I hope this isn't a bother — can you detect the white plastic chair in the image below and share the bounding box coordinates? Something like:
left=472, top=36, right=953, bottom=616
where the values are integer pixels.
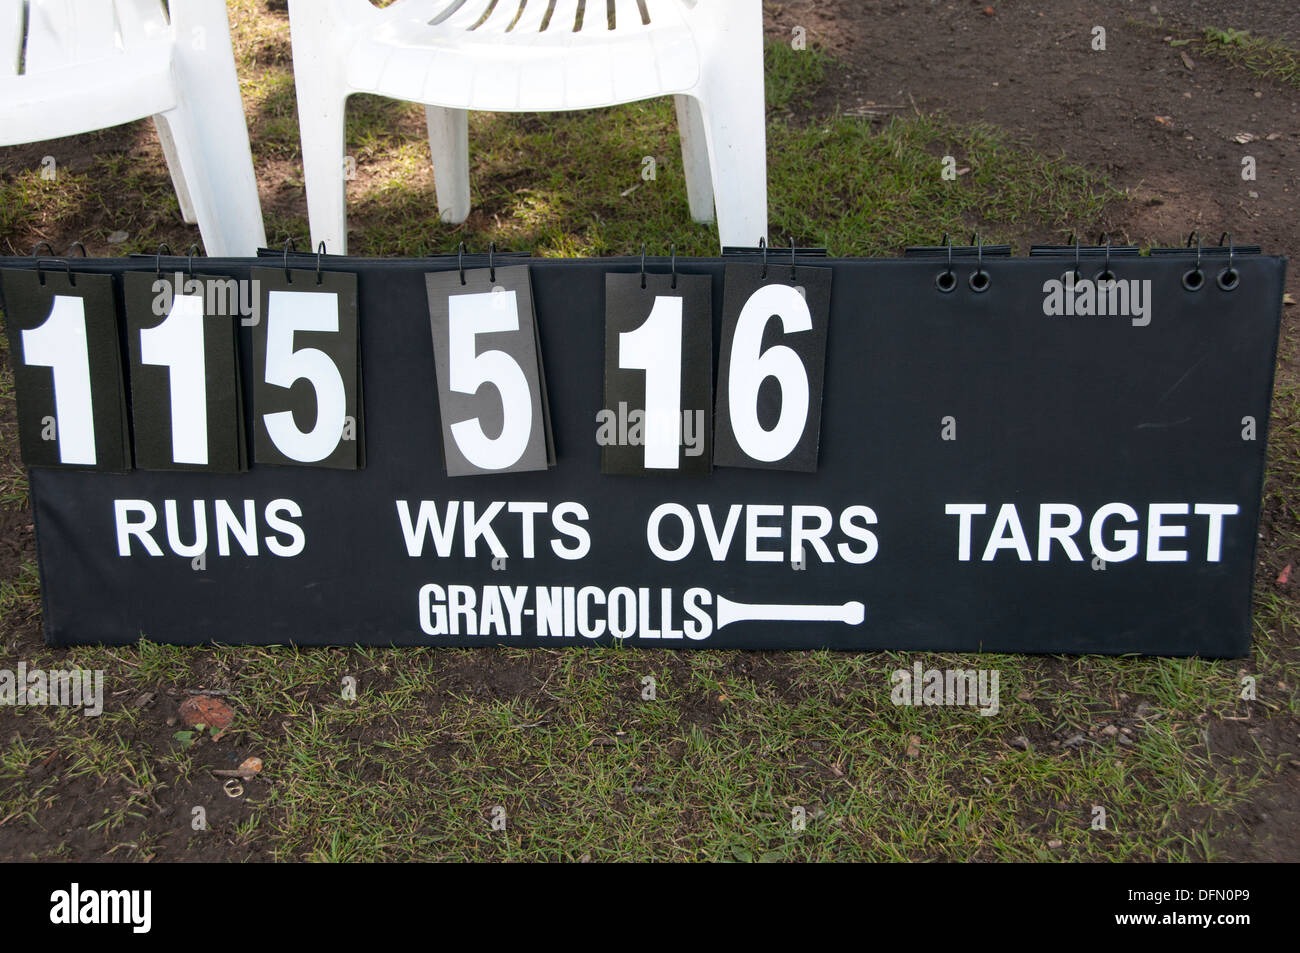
left=287, top=0, right=767, bottom=253
left=0, top=0, right=266, bottom=257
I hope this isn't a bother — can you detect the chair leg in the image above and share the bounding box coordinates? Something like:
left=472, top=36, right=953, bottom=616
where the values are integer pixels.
left=426, top=105, right=470, bottom=224
left=154, top=100, right=267, bottom=257
left=162, top=0, right=266, bottom=256
left=295, top=82, right=350, bottom=255
left=674, top=95, right=715, bottom=225
left=693, top=73, right=768, bottom=248
left=154, top=117, right=198, bottom=225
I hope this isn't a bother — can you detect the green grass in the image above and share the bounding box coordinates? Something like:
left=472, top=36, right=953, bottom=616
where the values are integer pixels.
left=0, top=5, right=1295, bottom=862
left=1131, top=19, right=1300, bottom=90
left=1200, top=26, right=1300, bottom=88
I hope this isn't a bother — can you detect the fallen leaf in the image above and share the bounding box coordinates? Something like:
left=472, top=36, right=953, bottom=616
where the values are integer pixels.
left=1154, top=115, right=1173, bottom=126
left=983, top=6, right=994, bottom=15
left=1047, top=838, right=1063, bottom=849
left=1278, top=563, right=1292, bottom=586
left=239, top=756, right=263, bottom=775
left=905, top=734, right=921, bottom=758
left=105, top=230, right=129, bottom=244
left=1283, top=293, right=1295, bottom=306
left=178, top=695, right=234, bottom=733
left=1180, top=51, right=1195, bottom=70
left=1233, top=132, right=1257, bottom=144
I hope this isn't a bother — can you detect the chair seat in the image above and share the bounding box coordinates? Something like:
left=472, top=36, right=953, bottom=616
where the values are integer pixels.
left=345, top=0, right=701, bottom=111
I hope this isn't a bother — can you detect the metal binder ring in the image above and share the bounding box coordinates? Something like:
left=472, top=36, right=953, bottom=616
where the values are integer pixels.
left=969, top=234, right=989, bottom=292
left=1097, top=234, right=1114, bottom=282
left=640, top=242, right=647, bottom=289
left=935, top=233, right=956, bottom=293
left=1182, top=236, right=1204, bottom=291
left=488, top=241, right=496, bottom=283
left=68, top=241, right=87, bottom=258
left=31, top=241, right=55, bottom=258
left=936, top=233, right=956, bottom=293
left=36, top=258, right=71, bottom=287
left=457, top=242, right=466, bottom=285
left=186, top=244, right=200, bottom=278
left=316, top=241, right=326, bottom=285
left=789, top=237, right=797, bottom=281
left=670, top=243, right=677, bottom=290
left=1071, top=232, right=1083, bottom=282
left=759, top=237, right=767, bottom=280
left=282, top=237, right=296, bottom=283
left=1217, top=233, right=1239, bottom=291
left=155, top=243, right=172, bottom=278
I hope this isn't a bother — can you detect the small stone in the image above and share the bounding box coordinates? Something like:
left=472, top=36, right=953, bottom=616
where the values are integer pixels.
left=1047, top=838, right=1063, bottom=849
left=106, top=230, right=129, bottom=244
left=1009, top=735, right=1031, bottom=751
left=1102, top=725, right=1119, bottom=737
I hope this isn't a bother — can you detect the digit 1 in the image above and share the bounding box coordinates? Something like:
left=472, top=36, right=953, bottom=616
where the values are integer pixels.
left=21, top=295, right=95, bottom=465
left=619, top=295, right=683, bottom=469
left=140, top=291, right=209, bottom=465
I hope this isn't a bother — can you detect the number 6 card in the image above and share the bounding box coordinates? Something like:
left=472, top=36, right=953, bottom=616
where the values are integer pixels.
left=713, top=262, right=832, bottom=472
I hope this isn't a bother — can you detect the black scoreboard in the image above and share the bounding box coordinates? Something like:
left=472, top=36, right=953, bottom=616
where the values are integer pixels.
left=0, top=245, right=1284, bottom=655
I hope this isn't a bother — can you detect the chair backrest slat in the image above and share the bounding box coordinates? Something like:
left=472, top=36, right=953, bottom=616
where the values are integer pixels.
left=24, top=0, right=119, bottom=74
left=1, top=0, right=24, bottom=76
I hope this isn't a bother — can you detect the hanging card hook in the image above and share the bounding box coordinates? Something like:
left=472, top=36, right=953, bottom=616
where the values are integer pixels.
left=640, top=242, right=647, bottom=289
left=316, top=241, right=326, bottom=285
left=489, top=241, right=496, bottom=283
left=457, top=242, right=466, bottom=286
left=1183, top=235, right=1204, bottom=291
left=282, top=237, right=296, bottom=283
left=969, top=233, right=989, bottom=292
left=936, top=232, right=956, bottom=293
left=155, top=242, right=172, bottom=279
left=1218, top=233, right=1239, bottom=291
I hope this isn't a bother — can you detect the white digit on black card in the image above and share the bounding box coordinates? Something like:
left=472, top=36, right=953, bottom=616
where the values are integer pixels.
left=728, top=284, right=811, bottom=463
left=263, top=290, right=347, bottom=463
left=21, top=295, right=95, bottom=465
left=447, top=288, right=533, bottom=471
left=139, top=292, right=208, bottom=465
left=619, top=295, right=683, bottom=469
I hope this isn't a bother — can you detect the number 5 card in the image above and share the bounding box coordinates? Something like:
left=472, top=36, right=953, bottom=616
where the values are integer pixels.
left=425, top=264, right=554, bottom=477
left=250, top=267, right=364, bottom=470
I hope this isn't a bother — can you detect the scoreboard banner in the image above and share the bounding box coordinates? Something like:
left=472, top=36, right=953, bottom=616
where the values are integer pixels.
left=0, top=246, right=1285, bottom=656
